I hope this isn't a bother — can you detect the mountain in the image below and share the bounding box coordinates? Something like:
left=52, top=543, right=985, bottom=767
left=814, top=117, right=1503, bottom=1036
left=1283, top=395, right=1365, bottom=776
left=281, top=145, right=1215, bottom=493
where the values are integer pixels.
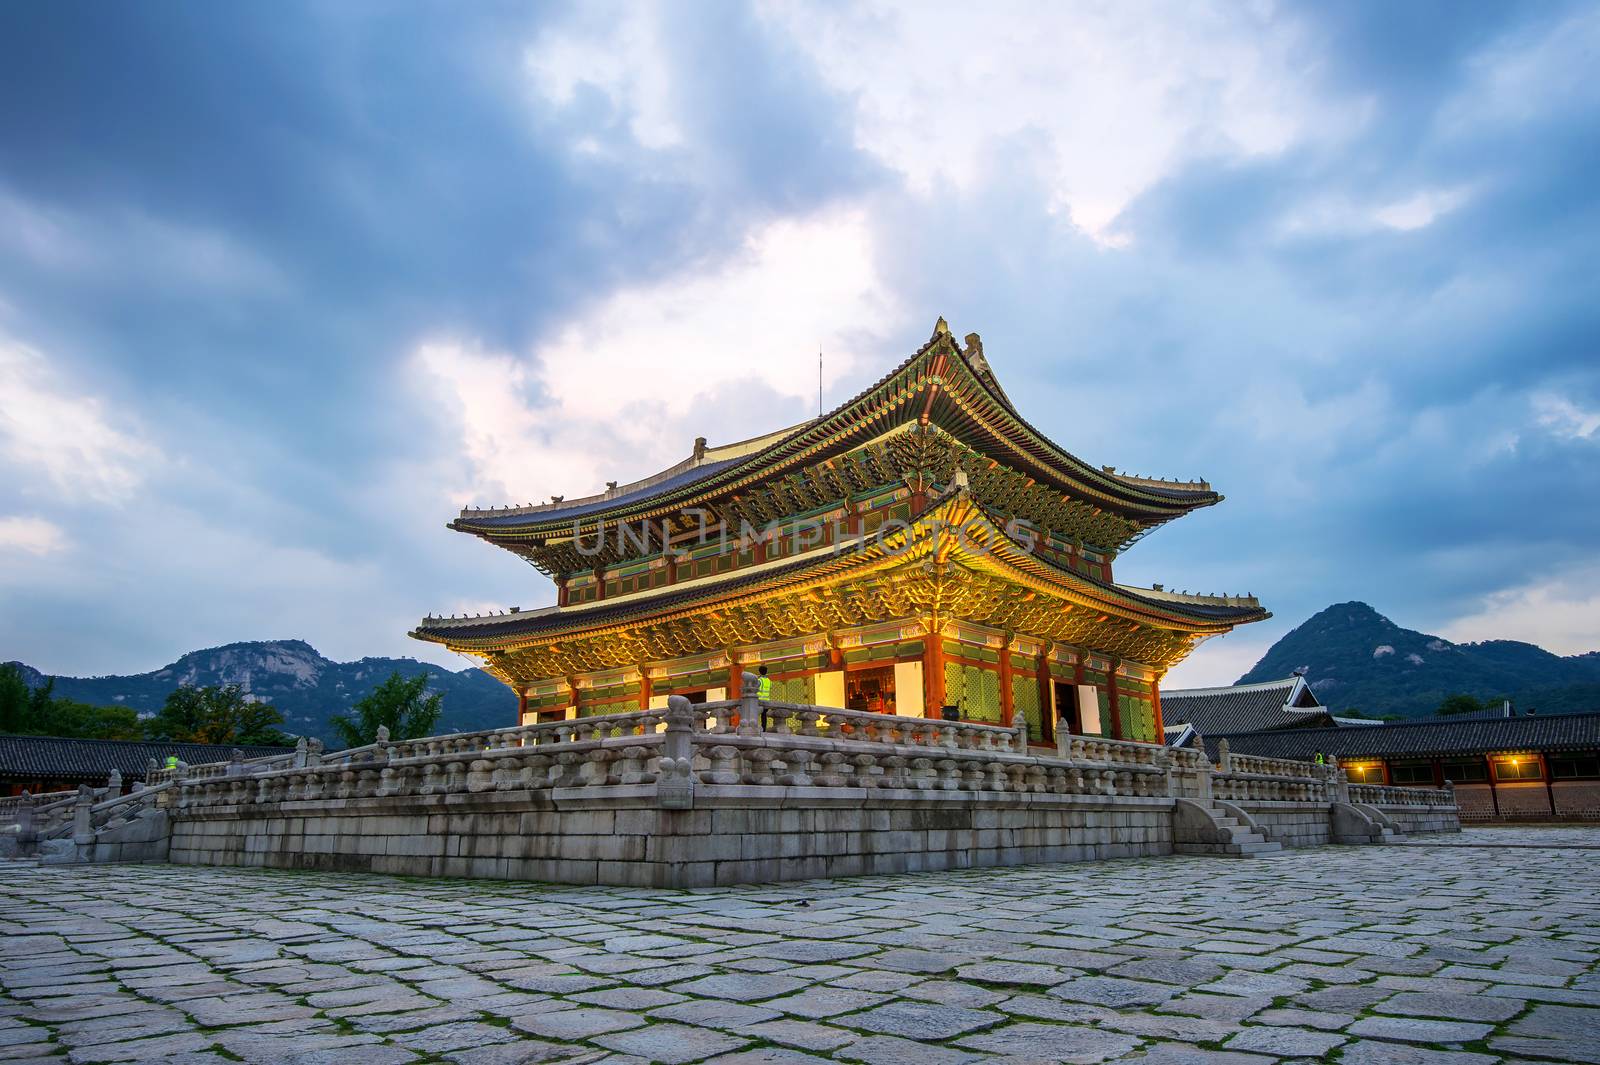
left=6, top=640, right=516, bottom=741
left=1238, top=602, right=1600, bottom=718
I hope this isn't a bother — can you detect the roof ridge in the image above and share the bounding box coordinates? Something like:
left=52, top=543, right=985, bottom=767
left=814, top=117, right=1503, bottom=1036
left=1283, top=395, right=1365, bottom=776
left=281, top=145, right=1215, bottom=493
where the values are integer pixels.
left=1163, top=677, right=1299, bottom=698
left=0, top=734, right=295, bottom=749
left=1205, top=708, right=1600, bottom=738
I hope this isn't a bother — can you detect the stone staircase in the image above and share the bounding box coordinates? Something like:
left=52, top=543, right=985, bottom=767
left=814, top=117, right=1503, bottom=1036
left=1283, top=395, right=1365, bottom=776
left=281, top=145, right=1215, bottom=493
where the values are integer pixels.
left=1171, top=799, right=1283, bottom=858
left=1331, top=802, right=1409, bottom=845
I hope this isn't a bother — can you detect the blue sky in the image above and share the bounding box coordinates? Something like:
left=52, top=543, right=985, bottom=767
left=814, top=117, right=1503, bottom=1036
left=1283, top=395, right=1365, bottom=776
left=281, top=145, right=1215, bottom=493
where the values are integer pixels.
left=2, top=1, right=1597, bottom=686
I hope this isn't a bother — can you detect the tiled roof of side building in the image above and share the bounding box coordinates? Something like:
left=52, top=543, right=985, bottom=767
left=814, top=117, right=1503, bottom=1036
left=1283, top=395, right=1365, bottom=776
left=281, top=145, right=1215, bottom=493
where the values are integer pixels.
left=1191, top=711, right=1600, bottom=762
left=0, top=735, right=295, bottom=784
left=1160, top=676, right=1338, bottom=735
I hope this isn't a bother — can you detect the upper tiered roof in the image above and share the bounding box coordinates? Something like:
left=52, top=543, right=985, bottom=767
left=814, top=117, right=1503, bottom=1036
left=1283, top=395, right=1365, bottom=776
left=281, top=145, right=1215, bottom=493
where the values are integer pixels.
left=451, top=321, right=1220, bottom=564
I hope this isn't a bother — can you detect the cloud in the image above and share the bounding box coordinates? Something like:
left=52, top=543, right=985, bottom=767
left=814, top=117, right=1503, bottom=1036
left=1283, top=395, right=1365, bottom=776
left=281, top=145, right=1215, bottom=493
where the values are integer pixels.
left=1372, top=186, right=1474, bottom=231
left=0, top=187, right=286, bottom=294
left=1164, top=634, right=1275, bottom=690
left=0, top=336, right=159, bottom=504
left=0, top=516, right=67, bottom=558
left=1533, top=393, right=1600, bottom=440
left=524, top=3, right=682, bottom=152
left=759, top=0, right=1353, bottom=243
left=1443, top=562, right=1600, bottom=655
left=416, top=207, right=901, bottom=505
left=2, top=1, right=1598, bottom=689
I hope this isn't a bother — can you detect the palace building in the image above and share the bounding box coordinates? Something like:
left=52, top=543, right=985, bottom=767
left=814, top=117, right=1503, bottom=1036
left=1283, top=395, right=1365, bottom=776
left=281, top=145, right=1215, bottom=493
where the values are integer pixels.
left=411, top=320, right=1269, bottom=745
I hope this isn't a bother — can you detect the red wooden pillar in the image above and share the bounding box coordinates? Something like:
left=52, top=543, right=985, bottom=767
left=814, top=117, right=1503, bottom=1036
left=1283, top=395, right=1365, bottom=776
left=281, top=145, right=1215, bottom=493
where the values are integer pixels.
left=999, top=644, right=1014, bottom=727
left=594, top=566, right=607, bottom=601
left=1485, top=755, right=1500, bottom=818
left=639, top=671, right=652, bottom=710
left=557, top=579, right=569, bottom=608
left=923, top=636, right=944, bottom=717
left=1150, top=674, right=1165, bottom=739
left=517, top=690, right=529, bottom=724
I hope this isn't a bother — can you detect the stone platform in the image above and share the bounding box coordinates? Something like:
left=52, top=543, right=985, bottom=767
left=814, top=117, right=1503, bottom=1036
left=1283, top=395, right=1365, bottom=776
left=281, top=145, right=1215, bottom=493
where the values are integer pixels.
left=15, top=688, right=1460, bottom=886
left=2, top=827, right=1597, bottom=1064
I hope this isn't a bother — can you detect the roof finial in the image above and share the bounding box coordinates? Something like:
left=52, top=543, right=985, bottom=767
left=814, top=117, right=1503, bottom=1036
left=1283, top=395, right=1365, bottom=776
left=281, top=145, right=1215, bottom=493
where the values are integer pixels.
left=933, top=316, right=949, bottom=337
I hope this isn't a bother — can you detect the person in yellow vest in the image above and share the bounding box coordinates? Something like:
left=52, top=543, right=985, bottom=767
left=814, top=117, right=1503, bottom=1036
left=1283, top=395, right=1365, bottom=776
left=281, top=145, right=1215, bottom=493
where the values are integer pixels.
left=757, top=665, right=773, bottom=700
left=163, top=754, right=179, bottom=771
left=1313, top=751, right=1326, bottom=766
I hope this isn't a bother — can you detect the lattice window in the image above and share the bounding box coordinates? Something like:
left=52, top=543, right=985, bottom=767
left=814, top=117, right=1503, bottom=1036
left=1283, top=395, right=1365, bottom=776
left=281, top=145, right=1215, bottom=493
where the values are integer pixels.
left=771, top=675, right=815, bottom=704
left=946, top=662, right=1001, bottom=723
left=1012, top=674, right=1042, bottom=741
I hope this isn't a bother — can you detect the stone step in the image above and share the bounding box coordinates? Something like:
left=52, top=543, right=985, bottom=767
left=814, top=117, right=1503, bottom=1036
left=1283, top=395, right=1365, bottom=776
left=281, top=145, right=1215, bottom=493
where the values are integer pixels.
left=1234, top=840, right=1283, bottom=855
left=1173, top=840, right=1283, bottom=858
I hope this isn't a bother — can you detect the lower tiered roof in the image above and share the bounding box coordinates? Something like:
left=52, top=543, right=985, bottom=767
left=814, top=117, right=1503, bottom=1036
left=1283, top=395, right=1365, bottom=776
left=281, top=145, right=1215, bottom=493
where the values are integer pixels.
left=413, top=491, right=1268, bottom=682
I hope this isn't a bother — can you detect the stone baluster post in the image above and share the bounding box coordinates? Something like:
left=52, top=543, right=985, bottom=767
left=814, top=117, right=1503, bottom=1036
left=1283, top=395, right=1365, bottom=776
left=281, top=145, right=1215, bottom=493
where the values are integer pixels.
left=225, top=749, right=247, bottom=778
left=15, top=793, right=34, bottom=845
left=71, top=784, right=95, bottom=847
left=1328, top=761, right=1351, bottom=804
left=738, top=671, right=763, bottom=736
left=307, top=738, right=325, bottom=768
left=106, top=769, right=122, bottom=795
left=657, top=695, right=698, bottom=809
left=1216, top=738, right=1231, bottom=774
left=1151, top=746, right=1173, bottom=798
left=146, top=757, right=159, bottom=782
left=293, top=737, right=309, bottom=768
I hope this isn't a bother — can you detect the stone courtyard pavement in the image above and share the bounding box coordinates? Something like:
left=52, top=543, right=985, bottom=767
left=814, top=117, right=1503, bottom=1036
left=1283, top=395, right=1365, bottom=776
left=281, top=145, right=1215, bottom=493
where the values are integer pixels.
left=2, top=828, right=1598, bottom=1065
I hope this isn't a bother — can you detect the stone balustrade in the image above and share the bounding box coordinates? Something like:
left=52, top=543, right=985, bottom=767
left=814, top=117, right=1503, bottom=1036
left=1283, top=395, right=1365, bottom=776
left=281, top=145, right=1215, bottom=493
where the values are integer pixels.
left=1226, top=752, right=1322, bottom=780
left=174, top=710, right=675, bottom=812
left=25, top=685, right=1460, bottom=883
left=160, top=696, right=1201, bottom=811
left=1351, top=782, right=1457, bottom=808
left=1212, top=772, right=1328, bottom=803
left=0, top=791, right=73, bottom=824
left=758, top=700, right=1028, bottom=752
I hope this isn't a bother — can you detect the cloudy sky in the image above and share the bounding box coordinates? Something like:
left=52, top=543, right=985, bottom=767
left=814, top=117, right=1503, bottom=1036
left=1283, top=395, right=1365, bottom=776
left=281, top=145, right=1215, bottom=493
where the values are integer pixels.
left=2, top=1, right=1597, bottom=687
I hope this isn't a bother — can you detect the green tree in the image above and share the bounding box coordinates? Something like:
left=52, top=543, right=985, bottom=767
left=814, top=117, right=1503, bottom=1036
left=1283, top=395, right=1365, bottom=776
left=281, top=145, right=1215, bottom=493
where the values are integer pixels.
left=0, top=664, right=34, bottom=733
left=146, top=684, right=292, bottom=746
left=0, top=664, right=143, bottom=739
left=50, top=699, right=145, bottom=740
left=1437, top=693, right=1487, bottom=717
left=329, top=671, right=443, bottom=748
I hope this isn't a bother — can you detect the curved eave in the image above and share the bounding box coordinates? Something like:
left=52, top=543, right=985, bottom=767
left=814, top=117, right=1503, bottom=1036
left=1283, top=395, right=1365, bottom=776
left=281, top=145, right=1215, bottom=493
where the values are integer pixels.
left=449, top=328, right=1219, bottom=544
left=413, top=493, right=1266, bottom=652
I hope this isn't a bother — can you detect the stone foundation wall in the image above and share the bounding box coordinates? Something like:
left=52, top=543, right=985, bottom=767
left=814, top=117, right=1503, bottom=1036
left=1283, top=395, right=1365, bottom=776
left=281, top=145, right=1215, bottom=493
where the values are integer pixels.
left=1453, top=784, right=1498, bottom=821
left=1233, top=801, right=1333, bottom=848
left=169, top=786, right=1176, bottom=888
left=1494, top=782, right=1554, bottom=820
left=1553, top=781, right=1600, bottom=820
left=1376, top=804, right=1461, bottom=835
